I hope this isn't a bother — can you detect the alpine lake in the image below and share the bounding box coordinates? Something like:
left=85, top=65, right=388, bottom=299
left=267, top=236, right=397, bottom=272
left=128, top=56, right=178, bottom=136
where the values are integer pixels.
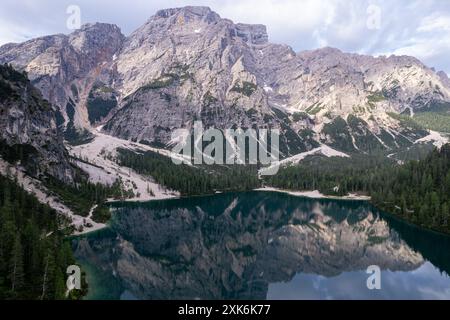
left=72, top=191, right=450, bottom=300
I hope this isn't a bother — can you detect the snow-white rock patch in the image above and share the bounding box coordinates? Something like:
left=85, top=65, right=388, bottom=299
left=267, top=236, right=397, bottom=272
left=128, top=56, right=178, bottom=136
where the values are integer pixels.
left=68, top=131, right=181, bottom=202
left=415, top=130, right=449, bottom=149
left=263, top=85, right=273, bottom=93
left=259, top=145, right=349, bottom=175
left=255, top=187, right=371, bottom=201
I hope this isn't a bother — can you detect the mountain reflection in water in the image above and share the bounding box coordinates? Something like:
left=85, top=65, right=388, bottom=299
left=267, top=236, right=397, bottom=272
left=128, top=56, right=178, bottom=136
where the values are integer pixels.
left=72, top=191, right=450, bottom=300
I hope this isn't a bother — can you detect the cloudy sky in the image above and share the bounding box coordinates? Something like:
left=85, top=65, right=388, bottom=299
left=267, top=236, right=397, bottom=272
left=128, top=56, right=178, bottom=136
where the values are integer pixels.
left=1, top=0, right=449, bottom=73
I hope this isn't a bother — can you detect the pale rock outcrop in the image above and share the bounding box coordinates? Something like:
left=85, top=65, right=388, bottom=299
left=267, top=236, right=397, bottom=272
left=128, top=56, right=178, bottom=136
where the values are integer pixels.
left=1, top=6, right=450, bottom=155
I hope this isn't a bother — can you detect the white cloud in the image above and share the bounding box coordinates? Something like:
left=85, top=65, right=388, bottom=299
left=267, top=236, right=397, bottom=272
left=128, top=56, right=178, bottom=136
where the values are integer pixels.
left=217, top=0, right=337, bottom=30
left=392, top=37, right=450, bottom=60
left=417, top=13, right=450, bottom=32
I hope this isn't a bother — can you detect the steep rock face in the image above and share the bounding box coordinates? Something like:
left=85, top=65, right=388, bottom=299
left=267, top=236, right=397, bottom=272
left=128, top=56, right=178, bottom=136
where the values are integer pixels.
left=0, top=64, right=74, bottom=182
left=101, top=6, right=312, bottom=154
left=260, top=46, right=449, bottom=151
left=268, top=48, right=450, bottom=115
left=0, top=23, right=125, bottom=140
left=1, top=6, right=450, bottom=155
left=105, top=7, right=278, bottom=145
left=438, top=71, right=450, bottom=88
left=103, top=7, right=450, bottom=152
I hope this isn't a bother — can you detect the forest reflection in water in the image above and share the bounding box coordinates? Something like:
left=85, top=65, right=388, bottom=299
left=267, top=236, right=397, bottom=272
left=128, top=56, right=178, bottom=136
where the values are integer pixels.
left=72, top=191, right=450, bottom=300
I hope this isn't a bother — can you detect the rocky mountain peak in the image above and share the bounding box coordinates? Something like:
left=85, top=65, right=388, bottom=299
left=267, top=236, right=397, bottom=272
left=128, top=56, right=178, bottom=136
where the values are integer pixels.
left=300, top=46, right=344, bottom=57
left=149, top=6, right=223, bottom=31
left=235, top=23, right=268, bottom=45
left=155, top=6, right=219, bottom=22
left=79, top=22, right=121, bottom=31
left=68, top=22, right=124, bottom=55
left=145, top=6, right=268, bottom=46
left=1, top=7, right=450, bottom=156
left=438, top=70, right=450, bottom=87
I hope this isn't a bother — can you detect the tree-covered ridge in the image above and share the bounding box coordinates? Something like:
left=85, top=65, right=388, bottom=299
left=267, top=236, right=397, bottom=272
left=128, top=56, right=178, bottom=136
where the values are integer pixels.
left=413, top=102, right=450, bottom=133
left=0, top=174, right=84, bottom=300
left=265, top=145, right=450, bottom=234
left=265, top=153, right=394, bottom=196
left=44, top=172, right=131, bottom=219
left=117, top=148, right=260, bottom=196
left=372, top=145, right=450, bottom=234
left=117, top=142, right=450, bottom=234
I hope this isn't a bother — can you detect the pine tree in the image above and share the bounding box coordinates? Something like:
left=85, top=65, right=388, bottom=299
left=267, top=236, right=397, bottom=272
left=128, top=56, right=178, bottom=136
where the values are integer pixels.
left=22, top=219, right=41, bottom=289
left=9, top=235, right=24, bottom=293
left=40, top=251, right=51, bottom=300
left=53, top=268, right=66, bottom=300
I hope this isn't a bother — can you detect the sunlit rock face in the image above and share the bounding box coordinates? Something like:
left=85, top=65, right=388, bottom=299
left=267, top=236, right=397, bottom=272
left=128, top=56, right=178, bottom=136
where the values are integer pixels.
left=2, top=6, right=450, bottom=154
left=0, top=23, right=125, bottom=133
left=74, top=192, right=424, bottom=299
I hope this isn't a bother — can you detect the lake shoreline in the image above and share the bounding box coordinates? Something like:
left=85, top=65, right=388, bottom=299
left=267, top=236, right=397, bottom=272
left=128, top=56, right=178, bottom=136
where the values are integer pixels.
left=254, top=187, right=371, bottom=201
left=76, top=188, right=370, bottom=236
left=72, top=190, right=450, bottom=300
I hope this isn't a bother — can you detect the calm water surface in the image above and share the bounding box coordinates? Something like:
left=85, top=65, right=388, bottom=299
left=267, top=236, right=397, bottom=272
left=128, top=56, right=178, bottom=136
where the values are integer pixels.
left=72, top=191, right=450, bottom=300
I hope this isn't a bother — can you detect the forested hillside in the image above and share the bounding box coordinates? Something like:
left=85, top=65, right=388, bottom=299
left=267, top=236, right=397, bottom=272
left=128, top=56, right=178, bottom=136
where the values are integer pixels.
left=265, top=145, right=450, bottom=234
left=0, top=174, right=83, bottom=299
left=117, top=148, right=261, bottom=196
left=372, top=145, right=450, bottom=234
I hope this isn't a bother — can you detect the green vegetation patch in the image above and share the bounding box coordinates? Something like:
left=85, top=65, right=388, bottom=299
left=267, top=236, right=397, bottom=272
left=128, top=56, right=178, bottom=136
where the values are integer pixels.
left=292, top=112, right=310, bottom=122
left=347, top=115, right=385, bottom=153
left=91, top=204, right=112, bottom=224
left=0, top=140, right=38, bottom=165
left=117, top=148, right=260, bottom=196
left=305, top=102, right=324, bottom=115
left=64, top=124, right=95, bottom=146
left=44, top=174, right=131, bottom=218
left=142, top=76, right=176, bottom=90
left=414, top=113, right=450, bottom=133
left=231, top=81, right=258, bottom=97
left=388, top=112, right=425, bottom=131
left=367, top=91, right=386, bottom=108
left=322, top=117, right=356, bottom=152
left=413, top=103, right=450, bottom=133
left=87, top=96, right=117, bottom=124
left=0, top=174, right=83, bottom=299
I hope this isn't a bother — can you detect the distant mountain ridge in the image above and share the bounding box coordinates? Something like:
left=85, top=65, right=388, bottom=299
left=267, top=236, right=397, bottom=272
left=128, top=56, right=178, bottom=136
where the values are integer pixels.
left=1, top=6, right=449, bottom=157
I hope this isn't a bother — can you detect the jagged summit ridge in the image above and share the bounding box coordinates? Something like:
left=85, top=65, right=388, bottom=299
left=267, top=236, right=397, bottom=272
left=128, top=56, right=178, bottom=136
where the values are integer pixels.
left=0, top=6, right=449, bottom=155
left=152, top=5, right=269, bottom=44
left=155, top=6, right=220, bottom=21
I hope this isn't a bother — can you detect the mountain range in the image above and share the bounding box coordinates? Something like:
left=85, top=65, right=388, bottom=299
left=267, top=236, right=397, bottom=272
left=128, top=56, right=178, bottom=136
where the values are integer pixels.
left=1, top=6, right=449, bottom=163
left=3, top=5, right=450, bottom=302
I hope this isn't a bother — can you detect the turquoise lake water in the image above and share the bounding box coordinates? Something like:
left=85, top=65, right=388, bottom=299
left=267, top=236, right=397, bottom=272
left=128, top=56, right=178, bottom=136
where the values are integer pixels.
left=72, top=191, right=450, bottom=300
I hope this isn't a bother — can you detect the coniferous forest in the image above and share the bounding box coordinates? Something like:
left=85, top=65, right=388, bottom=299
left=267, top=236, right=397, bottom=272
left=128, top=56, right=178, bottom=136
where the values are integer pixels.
left=371, top=145, right=450, bottom=234
left=0, top=174, right=83, bottom=300
left=2, top=141, right=450, bottom=300
left=117, top=143, right=450, bottom=234
left=265, top=145, right=450, bottom=234
left=117, top=148, right=261, bottom=196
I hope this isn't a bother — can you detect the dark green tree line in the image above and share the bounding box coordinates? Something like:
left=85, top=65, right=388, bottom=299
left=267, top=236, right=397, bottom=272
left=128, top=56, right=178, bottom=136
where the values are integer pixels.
left=265, top=145, right=450, bottom=234
left=0, top=174, right=80, bottom=299
left=117, top=148, right=261, bottom=196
